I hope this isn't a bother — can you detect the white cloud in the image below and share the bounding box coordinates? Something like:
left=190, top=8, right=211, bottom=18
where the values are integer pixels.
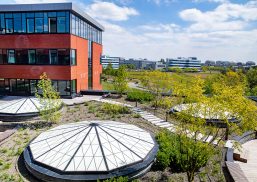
left=193, top=0, right=228, bottom=3
left=86, top=1, right=139, bottom=21
left=101, top=17, right=257, bottom=62
left=14, top=0, right=67, bottom=3
left=148, top=0, right=176, bottom=5
left=138, top=23, right=180, bottom=32
left=179, top=2, right=257, bottom=32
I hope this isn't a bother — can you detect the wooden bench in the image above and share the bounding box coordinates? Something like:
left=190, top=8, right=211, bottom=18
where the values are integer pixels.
left=226, top=161, right=249, bottom=182
left=233, top=148, right=249, bottom=163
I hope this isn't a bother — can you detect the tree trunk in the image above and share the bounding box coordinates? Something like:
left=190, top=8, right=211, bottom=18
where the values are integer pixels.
left=187, top=172, right=195, bottom=182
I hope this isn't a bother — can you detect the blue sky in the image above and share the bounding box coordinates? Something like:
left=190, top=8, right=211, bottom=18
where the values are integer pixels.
left=1, top=0, right=257, bottom=62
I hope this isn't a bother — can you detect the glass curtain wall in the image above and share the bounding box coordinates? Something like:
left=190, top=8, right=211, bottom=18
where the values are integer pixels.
left=70, top=13, right=102, bottom=44
left=0, top=48, right=75, bottom=65
left=0, top=78, right=76, bottom=96
left=0, top=11, right=102, bottom=44
left=0, top=11, right=70, bottom=34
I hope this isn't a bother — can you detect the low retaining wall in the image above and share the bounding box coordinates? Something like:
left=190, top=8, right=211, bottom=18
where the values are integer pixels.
left=225, top=131, right=257, bottom=182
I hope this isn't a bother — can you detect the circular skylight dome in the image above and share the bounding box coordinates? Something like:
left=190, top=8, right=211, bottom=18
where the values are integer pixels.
left=24, top=120, right=158, bottom=181
left=171, top=103, right=236, bottom=122
left=0, top=97, right=42, bottom=116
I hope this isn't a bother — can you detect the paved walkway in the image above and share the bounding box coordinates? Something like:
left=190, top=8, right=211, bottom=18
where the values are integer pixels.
left=128, top=82, right=148, bottom=91
left=235, top=140, right=257, bottom=182
left=95, top=98, right=175, bottom=131
left=92, top=98, right=231, bottom=146
left=62, top=96, right=102, bottom=106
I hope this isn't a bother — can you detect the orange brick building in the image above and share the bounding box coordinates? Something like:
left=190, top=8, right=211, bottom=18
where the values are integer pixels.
left=0, top=3, right=103, bottom=97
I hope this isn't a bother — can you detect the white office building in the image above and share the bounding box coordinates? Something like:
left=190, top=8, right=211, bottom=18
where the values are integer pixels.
left=166, top=57, right=201, bottom=69
left=101, top=55, right=120, bottom=69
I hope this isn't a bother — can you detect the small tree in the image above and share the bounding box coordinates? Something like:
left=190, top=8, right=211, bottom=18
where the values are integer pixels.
left=113, top=66, right=128, bottom=96
left=140, top=71, right=172, bottom=110
left=103, top=63, right=114, bottom=76
left=36, top=72, right=62, bottom=123
left=246, top=68, right=257, bottom=95
left=156, top=130, right=214, bottom=182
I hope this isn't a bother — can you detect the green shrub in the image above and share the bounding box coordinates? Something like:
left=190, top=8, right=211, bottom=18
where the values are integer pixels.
left=2, top=162, right=12, bottom=170
left=0, top=173, right=16, bottom=182
left=155, top=130, right=214, bottom=174
left=132, top=113, right=141, bottom=118
left=155, top=130, right=174, bottom=169
left=126, top=89, right=154, bottom=103
left=168, top=67, right=183, bottom=73
left=100, top=176, right=139, bottom=182
left=251, top=86, right=257, bottom=96
left=101, top=103, right=131, bottom=115
left=151, top=97, right=173, bottom=109
left=99, top=176, right=128, bottom=182
left=156, top=151, right=171, bottom=169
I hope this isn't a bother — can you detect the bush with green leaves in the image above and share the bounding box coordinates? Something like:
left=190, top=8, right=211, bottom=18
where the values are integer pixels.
left=36, top=72, right=62, bottom=123
left=100, top=176, right=139, bottom=182
left=168, top=67, right=183, bottom=73
left=151, top=97, right=173, bottom=109
left=126, top=89, right=154, bottom=103
left=155, top=130, right=215, bottom=181
left=101, top=103, right=131, bottom=115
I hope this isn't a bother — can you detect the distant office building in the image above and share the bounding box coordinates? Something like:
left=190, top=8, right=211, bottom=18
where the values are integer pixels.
left=246, top=61, right=256, bottom=66
left=166, top=57, right=201, bottom=69
left=155, top=61, right=166, bottom=70
left=204, top=60, right=256, bottom=68
left=120, top=59, right=156, bottom=70
left=216, top=61, right=236, bottom=67
left=204, top=60, right=216, bottom=66
left=101, top=55, right=120, bottom=69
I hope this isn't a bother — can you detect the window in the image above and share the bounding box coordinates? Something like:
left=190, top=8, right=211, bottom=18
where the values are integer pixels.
left=21, top=13, right=26, bottom=33
left=57, top=17, right=65, bottom=33
left=35, top=18, right=43, bottom=33
left=49, top=17, right=57, bottom=33
left=58, top=81, right=69, bottom=96
left=0, top=14, right=5, bottom=34
left=65, top=11, right=70, bottom=33
left=71, top=80, right=76, bottom=94
left=1, top=50, right=7, bottom=64
left=10, top=79, right=16, bottom=92
left=27, top=18, right=34, bottom=33
left=28, top=50, right=36, bottom=64
left=49, top=49, right=58, bottom=64
left=37, top=49, right=49, bottom=64
left=48, top=12, right=56, bottom=17
left=58, top=49, right=70, bottom=65
left=7, top=50, right=15, bottom=64
left=5, top=19, right=13, bottom=33
left=71, top=49, right=76, bottom=65
left=81, top=21, right=84, bottom=38
left=43, top=12, right=48, bottom=33
left=75, top=16, right=79, bottom=35
left=0, top=78, right=5, bottom=94
left=13, top=13, right=22, bottom=33
left=35, top=12, right=43, bottom=18
left=52, top=81, right=58, bottom=91
left=30, top=80, right=37, bottom=94
left=71, top=14, right=76, bottom=34
left=0, top=49, right=3, bottom=64
left=16, top=49, right=28, bottom=64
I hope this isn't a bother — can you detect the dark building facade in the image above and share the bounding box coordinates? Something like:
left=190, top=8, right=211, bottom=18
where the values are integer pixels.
left=0, top=3, right=104, bottom=97
left=119, top=59, right=156, bottom=70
